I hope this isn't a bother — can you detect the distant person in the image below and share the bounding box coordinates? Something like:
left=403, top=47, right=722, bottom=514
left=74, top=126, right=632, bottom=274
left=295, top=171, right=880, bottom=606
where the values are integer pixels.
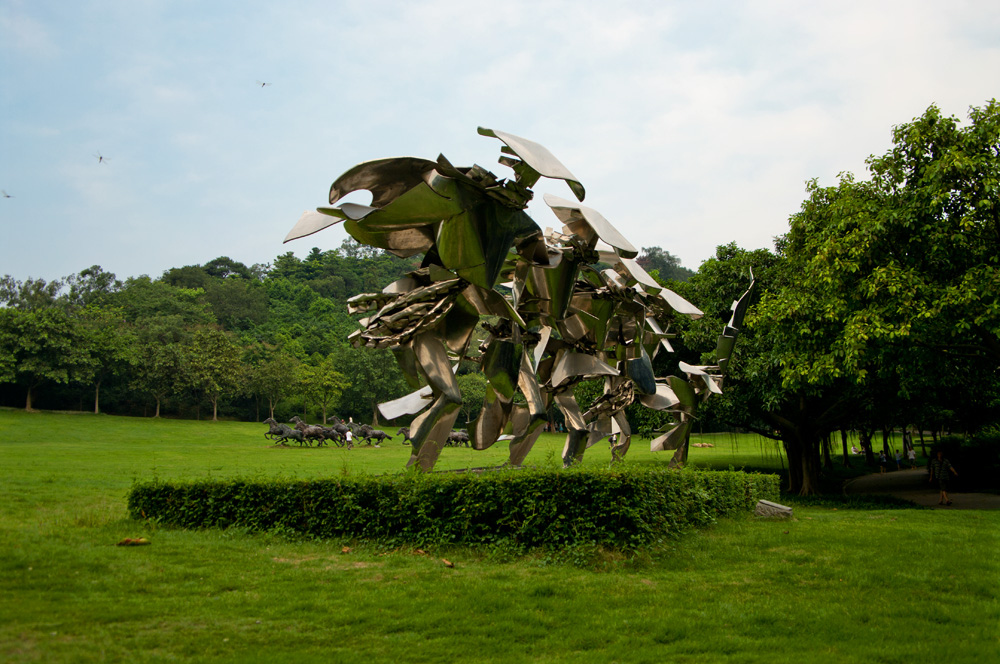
left=928, top=449, right=958, bottom=506
left=879, top=451, right=888, bottom=474
left=851, top=445, right=861, bottom=455
left=907, top=447, right=917, bottom=469
left=894, top=449, right=903, bottom=470
left=345, top=428, right=353, bottom=450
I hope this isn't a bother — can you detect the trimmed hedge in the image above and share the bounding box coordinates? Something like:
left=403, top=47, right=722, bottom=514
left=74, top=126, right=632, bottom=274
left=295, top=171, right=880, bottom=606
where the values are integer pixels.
left=127, top=467, right=779, bottom=550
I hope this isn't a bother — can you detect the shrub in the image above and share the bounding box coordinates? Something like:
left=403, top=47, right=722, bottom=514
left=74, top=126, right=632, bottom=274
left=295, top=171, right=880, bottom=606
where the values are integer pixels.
left=127, top=467, right=779, bottom=551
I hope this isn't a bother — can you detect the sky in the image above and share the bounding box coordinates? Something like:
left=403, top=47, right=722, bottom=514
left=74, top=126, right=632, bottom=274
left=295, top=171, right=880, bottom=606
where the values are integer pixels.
left=2, top=0, right=998, bottom=283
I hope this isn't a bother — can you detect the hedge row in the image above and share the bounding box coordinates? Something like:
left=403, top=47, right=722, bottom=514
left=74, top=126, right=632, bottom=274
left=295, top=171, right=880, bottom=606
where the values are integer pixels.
left=127, top=467, right=779, bottom=550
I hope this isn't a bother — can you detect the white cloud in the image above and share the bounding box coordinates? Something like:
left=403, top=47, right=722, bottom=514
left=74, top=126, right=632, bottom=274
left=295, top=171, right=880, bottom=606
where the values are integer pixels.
left=2, top=0, right=998, bottom=279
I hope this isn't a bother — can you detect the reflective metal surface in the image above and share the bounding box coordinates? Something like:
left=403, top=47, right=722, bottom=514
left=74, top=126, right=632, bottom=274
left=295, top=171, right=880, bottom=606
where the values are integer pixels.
left=285, top=127, right=752, bottom=471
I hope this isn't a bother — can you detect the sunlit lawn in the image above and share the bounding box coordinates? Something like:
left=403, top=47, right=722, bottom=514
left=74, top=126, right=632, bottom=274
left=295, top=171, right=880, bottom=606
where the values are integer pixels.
left=1, top=409, right=996, bottom=663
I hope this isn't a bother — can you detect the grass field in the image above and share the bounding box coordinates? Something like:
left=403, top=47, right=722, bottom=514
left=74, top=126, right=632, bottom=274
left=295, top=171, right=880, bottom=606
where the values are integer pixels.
left=1, top=409, right=997, bottom=663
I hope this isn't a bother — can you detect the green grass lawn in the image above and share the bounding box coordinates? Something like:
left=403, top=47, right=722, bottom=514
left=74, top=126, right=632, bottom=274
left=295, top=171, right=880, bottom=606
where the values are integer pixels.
left=1, top=409, right=997, bottom=663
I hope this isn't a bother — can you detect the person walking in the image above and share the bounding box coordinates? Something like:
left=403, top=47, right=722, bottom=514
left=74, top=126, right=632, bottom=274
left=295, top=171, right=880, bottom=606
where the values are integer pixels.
left=894, top=449, right=903, bottom=470
left=907, top=447, right=917, bottom=469
left=345, top=428, right=353, bottom=450
left=879, top=450, right=888, bottom=474
left=928, top=449, right=958, bottom=506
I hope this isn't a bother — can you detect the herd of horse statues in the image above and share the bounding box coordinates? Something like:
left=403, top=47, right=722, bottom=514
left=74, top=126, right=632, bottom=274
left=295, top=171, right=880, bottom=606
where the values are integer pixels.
left=262, top=416, right=469, bottom=449
left=282, top=127, right=753, bottom=471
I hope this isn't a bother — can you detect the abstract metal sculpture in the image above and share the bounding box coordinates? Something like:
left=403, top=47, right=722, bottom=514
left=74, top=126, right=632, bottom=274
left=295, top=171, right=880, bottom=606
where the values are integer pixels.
left=286, top=128, right=752, bottom=470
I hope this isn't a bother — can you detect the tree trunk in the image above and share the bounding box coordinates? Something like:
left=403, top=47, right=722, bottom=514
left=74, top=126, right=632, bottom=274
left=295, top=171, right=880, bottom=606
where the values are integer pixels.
left=882, top=429, right=891, bottom=456
left=919, top=428, right=926, bottom=456
left=94, top=379, right=102, bottom=414
left=154, top=396, right=161, bottom=418
left=211, top=396, right=218, bottom=422
left=322, top=405, right=327, bottom=425
left=822, top=433, right=833, bottom=470
left=840, top=429, right=852, bottom=467
left=268, top=397, right=275, bottom=420
left=799, top=441, right=822, bottom=495
left=25, top=385, right=34, bottom=411
left=782, top=438, right=804, bottom=494
left=859, top=428, right=876, bottom=465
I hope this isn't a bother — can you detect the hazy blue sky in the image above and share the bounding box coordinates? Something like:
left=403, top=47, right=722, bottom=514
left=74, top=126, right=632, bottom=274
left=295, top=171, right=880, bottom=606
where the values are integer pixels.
left=2, top=0, right=998, bottom=282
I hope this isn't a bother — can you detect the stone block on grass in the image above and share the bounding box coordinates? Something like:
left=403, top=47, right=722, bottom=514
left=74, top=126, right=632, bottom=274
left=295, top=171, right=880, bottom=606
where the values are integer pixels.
left=755, top=499, right=793, bottom=519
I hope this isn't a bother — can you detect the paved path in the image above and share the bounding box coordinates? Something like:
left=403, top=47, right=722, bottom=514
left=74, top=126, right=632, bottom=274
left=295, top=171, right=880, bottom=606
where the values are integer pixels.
left=843, top=467, right=1000, bottom=510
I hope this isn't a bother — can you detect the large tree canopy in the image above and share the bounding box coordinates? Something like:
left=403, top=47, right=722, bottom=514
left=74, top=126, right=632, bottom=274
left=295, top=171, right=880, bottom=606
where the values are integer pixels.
left=738, top=101, right=1000, bottom=493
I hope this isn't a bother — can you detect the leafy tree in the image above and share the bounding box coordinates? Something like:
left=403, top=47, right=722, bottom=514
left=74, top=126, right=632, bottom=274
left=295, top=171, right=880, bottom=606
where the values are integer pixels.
left=248, top=351, right=299, bottom=420
left=204, top=278, right=268, bottom=330
left=857, top=101, right=1000, bottom=365
left=676, top=243, right=837, bottom=491
left=64, top=266, right=121, bottom=307
left=77, top=306, right=135, bottom=414
left=719, top=101, right=1000, bottom=493
left=110, top=276, right=214, bottom=328
left=181, top=328, right=246, bottom=421
left=334, top=345, right=408, bottom=424
left=0, top=275, right=64, bottom=310
left=0, top=307, right=92, bottom=410
left=636, top=246, right=694, bottom=282
left=130, top=332, right=185, bottom=418
left=457, top=372, right=488, bottom=425
left=296, top=354, right=350, bottom=424
left=161, top=265, right=211, bottom=290
left=203, top=256, right=253, bottom=280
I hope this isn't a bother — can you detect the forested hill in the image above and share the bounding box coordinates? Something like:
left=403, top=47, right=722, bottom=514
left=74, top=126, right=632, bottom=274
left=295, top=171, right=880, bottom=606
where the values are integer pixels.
left=0, top=237, right=694, bottom=424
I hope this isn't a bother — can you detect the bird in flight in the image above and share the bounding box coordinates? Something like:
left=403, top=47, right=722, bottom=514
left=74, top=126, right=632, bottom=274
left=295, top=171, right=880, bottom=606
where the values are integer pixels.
left=94, top=153, right=109, bottom=164
left=256, top=80, right=271, bottom=88
left=1, top=191, right=11, bottom=198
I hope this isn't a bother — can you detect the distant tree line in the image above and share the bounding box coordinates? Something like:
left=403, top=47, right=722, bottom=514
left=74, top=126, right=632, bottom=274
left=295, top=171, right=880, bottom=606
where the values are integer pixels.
left=0, top=239, right=419, bottom=424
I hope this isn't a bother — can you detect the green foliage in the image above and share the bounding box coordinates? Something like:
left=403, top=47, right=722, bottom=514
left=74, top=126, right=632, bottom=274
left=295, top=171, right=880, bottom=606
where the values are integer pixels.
left=636, top=246, right=694, bottom=282
left=76, top=306, right=135, bottom=413
left=0, top=306, right=93, bottom=408
left=180, top=328, right=246, bottom=420
left=0, top=275, right=64, bottom=310
left=296, top=354, right=349, bottom=423
left=246, top=348, right=299, bottom=420
left=681, top=102, right=1000, bottom=495
left=456, top=372, right=488, bottom=424
left=203, top=278, right=268, bottom=331
left=333, top=344, right=408, bottom=423
left=63, top=265, right=122, bottom=307
left=127, top=468, right=778, bottom=551
left=110, top=275, right=215, bottom=327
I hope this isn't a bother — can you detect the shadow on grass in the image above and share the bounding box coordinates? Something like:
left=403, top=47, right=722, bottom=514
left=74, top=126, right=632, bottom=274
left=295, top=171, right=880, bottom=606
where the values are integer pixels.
left=780, top=493, right=926, bottom=510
